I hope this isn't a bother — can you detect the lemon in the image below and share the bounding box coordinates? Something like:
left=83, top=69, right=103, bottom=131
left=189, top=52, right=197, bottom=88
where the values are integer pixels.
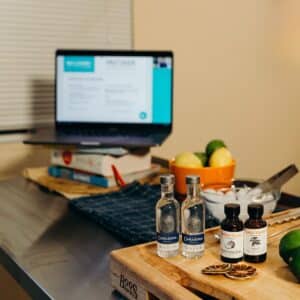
left=174, top=152, right=203, bottom=168
left=194, top=152, right=208, bottom=166
left=205, top=139, right=226, bottom=157
left=279, top=230, right=300, bottom=264
left=209, top=147, right=233, bottom=167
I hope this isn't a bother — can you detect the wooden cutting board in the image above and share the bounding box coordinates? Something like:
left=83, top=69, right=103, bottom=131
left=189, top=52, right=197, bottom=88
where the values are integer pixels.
left=110, top=209, right=300, bottom=300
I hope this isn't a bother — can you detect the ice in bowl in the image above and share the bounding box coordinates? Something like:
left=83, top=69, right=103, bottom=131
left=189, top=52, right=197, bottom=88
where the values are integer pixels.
left=201, top=186, right=280, bottom=222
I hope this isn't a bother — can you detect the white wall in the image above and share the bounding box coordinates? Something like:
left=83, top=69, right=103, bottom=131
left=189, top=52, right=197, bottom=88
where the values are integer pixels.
left=0, top=143, right=49, bottom=180
left=134, top=0, right=300, bottom=194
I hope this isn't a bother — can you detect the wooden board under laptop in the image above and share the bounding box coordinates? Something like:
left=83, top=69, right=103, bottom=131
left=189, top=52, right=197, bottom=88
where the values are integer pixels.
left=110, top=208, right=300, bottom=300
left=23, top=165, right=163, bottom=200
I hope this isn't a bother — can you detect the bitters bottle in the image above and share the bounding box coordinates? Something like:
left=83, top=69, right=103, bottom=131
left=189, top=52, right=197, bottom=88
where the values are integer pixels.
left=220, top=203, right=244, bottom=263
left=244, top=203, right=267, bottom=263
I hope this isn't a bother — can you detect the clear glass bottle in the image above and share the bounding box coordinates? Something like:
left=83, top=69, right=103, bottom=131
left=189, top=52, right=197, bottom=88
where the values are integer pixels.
left=156, top=174, right=180, bottom=258
left=244, top=203, right=267, bottom=263
left=181, top=175, right=205, bottom=258
left=220, top=203, right=244, bottom=263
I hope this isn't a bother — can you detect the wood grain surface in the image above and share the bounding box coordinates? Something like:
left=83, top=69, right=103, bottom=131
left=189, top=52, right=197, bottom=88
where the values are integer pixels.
left=111, top=209, right=300, bottom=300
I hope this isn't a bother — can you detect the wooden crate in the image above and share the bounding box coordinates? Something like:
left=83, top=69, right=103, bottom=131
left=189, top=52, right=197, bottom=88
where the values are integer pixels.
left=110, top=209, right=300, bottom=300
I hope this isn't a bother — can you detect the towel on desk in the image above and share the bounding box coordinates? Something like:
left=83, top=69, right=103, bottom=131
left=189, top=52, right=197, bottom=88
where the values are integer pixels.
left=70, top=182, right=161, bottom=244
left=70, top=182, right=220, bottom=245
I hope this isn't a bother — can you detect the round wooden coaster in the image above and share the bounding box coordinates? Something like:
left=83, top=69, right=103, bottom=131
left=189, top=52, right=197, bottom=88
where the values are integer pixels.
left=224, top=264, right=257, bottom=280
left=202, top=263, right=232, bottom=275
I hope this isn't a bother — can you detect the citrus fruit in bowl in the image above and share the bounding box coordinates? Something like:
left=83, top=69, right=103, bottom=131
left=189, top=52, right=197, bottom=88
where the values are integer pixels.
left=170, top=140, right=235, bottom=194
left=170, top=160, right=235, bottom=195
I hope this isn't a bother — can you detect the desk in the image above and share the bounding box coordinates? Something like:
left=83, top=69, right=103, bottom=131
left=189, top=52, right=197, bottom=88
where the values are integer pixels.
left=0, top=176, right=125, bottom=300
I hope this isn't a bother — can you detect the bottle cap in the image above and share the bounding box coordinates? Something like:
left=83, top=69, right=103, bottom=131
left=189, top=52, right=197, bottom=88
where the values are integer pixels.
left=224, top=203, right=240, bottom=216
left=160, top=174, right=175, bottom=185
left=248, top=203, right=264, bottom=218
left=186, top=175, right=200, bottom=184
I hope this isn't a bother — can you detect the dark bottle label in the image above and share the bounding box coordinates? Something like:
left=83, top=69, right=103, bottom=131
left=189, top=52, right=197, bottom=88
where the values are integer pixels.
left=157, top=232, right=179, bottom=244
left=182, top=233, right=204, bottom=245
left=182, top=233, right=205, bottom=253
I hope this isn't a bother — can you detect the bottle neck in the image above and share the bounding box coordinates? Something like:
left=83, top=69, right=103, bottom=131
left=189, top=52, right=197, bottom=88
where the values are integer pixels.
left=249, top=214, right=263, bottom=220
left=186, top=183, right=199, bottom=199
left=226, top=214, right=240, bottom=220
left=161, top=184, right=174, bottom=199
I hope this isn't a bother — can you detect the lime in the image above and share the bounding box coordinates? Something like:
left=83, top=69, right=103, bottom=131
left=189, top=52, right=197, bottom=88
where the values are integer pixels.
left=289, top=247, right=300, bottom=282
left=209, top=147, right=233, bottom=167
left=205, top=139, right=226, bottom=157
left=279, top=229, right=300, bottom=264
left=174, top=152, right=203, bottom=168
left=194, top=152, right=208, bottom=166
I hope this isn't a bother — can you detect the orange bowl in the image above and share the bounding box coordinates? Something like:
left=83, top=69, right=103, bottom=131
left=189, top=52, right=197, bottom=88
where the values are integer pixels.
left=170, top=161, right=235, bottom=195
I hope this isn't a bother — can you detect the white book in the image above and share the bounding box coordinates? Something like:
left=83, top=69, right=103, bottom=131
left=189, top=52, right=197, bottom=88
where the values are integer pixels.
left=48, top=164, right=160, bottom=188
left=51, top=149, right=152, bottom=177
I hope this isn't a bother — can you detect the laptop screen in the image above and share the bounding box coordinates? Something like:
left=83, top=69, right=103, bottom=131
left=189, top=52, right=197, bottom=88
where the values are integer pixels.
left=56, top=51, right=173, bottom=125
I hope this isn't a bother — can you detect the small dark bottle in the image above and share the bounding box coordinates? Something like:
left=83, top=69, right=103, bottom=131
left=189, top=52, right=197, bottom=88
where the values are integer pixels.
left=220, top=203, right=244, bottom=263
left=244, top=203, right=267, bottom=263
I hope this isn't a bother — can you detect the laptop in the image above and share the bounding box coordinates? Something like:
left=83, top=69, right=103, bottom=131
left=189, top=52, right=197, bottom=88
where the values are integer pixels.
left=24, top=49, right=173, bottom=148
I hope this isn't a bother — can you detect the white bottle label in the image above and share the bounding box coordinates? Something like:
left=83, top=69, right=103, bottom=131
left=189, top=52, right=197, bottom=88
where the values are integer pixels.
left=221, top=230, right=244, bottom=259
left=244, top=227, right=267, bottom=256
left=157, top=242, right=179, bottom=253
left=183, top=242, right=205, bottom=253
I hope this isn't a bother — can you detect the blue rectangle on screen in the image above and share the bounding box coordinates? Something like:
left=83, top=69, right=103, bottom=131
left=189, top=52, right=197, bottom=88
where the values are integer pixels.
left=64, top=56, right=95, bottom=72
left=152, top=68, right=172, bottom=124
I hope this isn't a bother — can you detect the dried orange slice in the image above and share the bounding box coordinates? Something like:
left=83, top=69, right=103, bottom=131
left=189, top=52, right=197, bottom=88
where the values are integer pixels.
left=202, top=264, right=232, bottom=275
left=225, top=264, right=257, bottom=280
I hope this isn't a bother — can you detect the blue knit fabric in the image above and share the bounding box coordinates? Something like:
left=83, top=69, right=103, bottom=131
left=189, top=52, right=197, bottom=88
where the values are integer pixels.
left=70, top=181, right=219, bottom=245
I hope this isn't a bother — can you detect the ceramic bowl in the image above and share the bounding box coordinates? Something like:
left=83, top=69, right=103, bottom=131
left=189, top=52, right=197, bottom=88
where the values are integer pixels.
left=170, top=161, right=235, bottom=195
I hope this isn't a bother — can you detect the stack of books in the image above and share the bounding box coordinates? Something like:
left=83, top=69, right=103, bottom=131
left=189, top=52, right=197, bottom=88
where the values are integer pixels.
left=48, top=148, right=160, bottom=188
